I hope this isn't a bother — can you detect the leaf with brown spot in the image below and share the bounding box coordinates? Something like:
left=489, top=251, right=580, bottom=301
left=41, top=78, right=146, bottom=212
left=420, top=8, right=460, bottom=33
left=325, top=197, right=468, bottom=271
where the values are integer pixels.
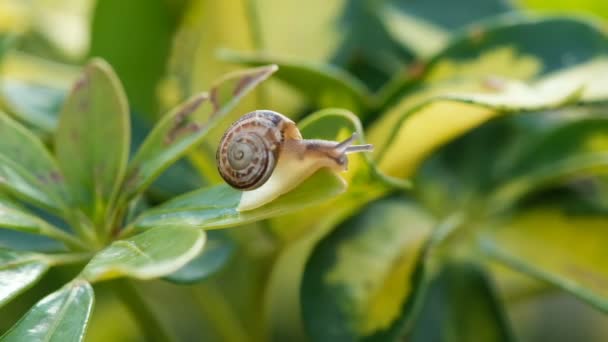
left=55, top=59, right=130, bottom=221
left=0, top=112, right=69, bottom=214
left=124, top=65, right=277, bottom=198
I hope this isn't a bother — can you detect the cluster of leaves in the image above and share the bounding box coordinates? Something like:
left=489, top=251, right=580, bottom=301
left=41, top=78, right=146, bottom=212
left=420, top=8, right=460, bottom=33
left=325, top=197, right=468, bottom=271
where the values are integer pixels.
left=1, top=0, right=608, bottom=341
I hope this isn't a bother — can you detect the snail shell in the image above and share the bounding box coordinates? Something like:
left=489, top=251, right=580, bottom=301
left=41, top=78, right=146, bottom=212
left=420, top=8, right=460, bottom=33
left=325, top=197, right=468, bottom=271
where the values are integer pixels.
left=217, top=110, right=301, bottom=190
left=217, top=110, right=373, bottom=211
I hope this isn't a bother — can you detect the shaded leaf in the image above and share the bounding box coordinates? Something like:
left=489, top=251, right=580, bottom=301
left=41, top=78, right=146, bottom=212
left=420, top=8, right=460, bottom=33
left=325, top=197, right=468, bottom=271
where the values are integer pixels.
left=482, top=205, right=608, bottom=312
left=378, top=0, right=512, bottom=58
left=0, top=249, right=49, bottom=308
left=0, top=197, right=59, bottom=235
left=386, top=0, right=512, bottom=30
left=409, top=262, right=513, bottom=342
left=501, top=117, right=608, bottom=180
left=90, top=0, right=182, bottom=119
left=55, top=59, right=130, bottom=220
left=331, top=0, right=413, bottom=89
left=219, top=50, right=372, bottom=113
left=0, top=112, right=68, bottom=213
left=133, top=168, right=346, bottom=230
left=302, top=198, right=434, bottom=341
left=81, top=226, right=205, bottom=282
left=165, top=230, right=235, bottom=284
left=0, top=197, right=86, bottom=251
left=124, top=65, right=277, bottom=198
left=1, top=280, right=94, bottom=342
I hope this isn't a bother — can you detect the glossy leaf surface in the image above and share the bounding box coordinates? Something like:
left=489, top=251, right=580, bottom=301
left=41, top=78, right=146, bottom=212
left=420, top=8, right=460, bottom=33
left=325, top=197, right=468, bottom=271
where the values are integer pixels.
left=81, top=226, right=205, bottom=282
left=165, top=230, right=235, bottom=284
left=0, top=249, right=49, bottom=308
left=1, top=280, right=94, bottom=342
left=134, top=168, right=346, bottom=230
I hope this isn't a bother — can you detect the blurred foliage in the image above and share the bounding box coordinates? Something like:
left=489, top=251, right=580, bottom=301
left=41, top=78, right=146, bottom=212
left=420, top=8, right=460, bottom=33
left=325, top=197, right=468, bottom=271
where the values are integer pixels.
left=1, top=0, right=608, bottom=342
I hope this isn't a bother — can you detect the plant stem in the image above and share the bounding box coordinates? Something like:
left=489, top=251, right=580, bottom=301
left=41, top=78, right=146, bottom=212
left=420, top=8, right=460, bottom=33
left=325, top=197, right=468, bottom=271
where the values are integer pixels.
left=244, top=0, right=264, bottom=50
left=45, top=252, right=92, bottom=266
left=42, top=223, right=89, bottom=251
left=111, top=279, right=175, bottom=342
left=192, top=285, right=249, bottom=342
left=65, top=210, right=102, bottom=249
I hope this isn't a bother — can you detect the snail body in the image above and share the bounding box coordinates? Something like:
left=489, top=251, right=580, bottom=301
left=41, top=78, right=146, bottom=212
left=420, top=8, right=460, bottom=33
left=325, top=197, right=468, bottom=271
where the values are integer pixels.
left=217, top=110, right=373, bottom=211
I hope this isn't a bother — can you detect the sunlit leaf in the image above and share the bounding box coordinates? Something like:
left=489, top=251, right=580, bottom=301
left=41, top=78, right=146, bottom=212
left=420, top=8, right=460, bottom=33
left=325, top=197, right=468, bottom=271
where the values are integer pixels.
left=0, top=249, right=49, bottom=307
left=1, top=280, right=94, bottom=342
left=124, top=65, right=277, bottom=198
left=302, top=198, right=434, bottom=341
left=380, top=16, right=608, bottom=108
left=164, top=230, right=235, bottom=284
left=482, top=205, right=608, bottom=312
left=409, top=262, right=513, bottom=342
left=370, top=60, right=608, bottom=180
left=268, top=108, right=407, bottom=242
left=81, top=226, right=205, bottom=282
left=520, top=0, right=608, bottom=21
left=133, top=168, right=346, bottom=231
left=0, top=111, right=68, bottom=213
left=55, top=59, right=130, bottom=220
left=219, top=50, right=372, bottom=113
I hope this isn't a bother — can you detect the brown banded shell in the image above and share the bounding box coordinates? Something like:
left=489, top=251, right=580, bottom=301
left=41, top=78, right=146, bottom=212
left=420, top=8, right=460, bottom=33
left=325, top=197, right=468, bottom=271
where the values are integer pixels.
left=216, top=110, right=300, bottom=190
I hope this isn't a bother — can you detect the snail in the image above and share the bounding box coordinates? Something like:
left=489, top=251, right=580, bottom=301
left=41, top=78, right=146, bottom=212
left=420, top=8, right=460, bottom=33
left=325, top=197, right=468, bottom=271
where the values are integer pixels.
left=217, top=110, right=373, bottom=211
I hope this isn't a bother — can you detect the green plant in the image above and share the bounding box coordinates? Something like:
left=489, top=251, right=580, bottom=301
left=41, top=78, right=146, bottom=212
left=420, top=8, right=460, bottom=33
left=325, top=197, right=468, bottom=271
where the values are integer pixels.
left=2, top=0, right=608, bottom=341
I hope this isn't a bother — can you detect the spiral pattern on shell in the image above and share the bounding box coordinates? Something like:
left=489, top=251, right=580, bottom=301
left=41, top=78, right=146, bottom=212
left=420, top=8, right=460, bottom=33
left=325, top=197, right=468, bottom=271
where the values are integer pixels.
left=217, top=110, right=288, bottom=190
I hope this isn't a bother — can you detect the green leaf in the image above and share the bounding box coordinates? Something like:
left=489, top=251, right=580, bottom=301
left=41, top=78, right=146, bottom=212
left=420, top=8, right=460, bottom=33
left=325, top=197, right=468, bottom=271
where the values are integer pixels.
left=370, top=54, right=608, bottom=181
left=378, top=0, right=512, bottom=58
left=0, top=197, right=88, bottom=250
left=0, top=112, right=68, bottom=213
left=133, top=168, right=346, bottom=230
left=219, top=50, right=372, bottom=113
left=124, top=65, right=277, bottom=198
left=487, top=116, right=608, bottom=211
left=55, top=59, right=130, bottom=220
left=164, top=230, right=235, bottom=284
left=1, top=280, right=94, bottom=342
left=90, top=0, right=183, bottom=119
left=0, top=80, right=64, bottom=132
left=0, top=249, right=50, bottom=308
left=386, top=0, right=512, bottom=30
left=331, top=0, right=413, bottom=89
left=409, top=262, right=513, bottom=342
left=268, top=108, right=407, bottom=242
left=302, top=198, right=434, bottom=341
left=520, top=0, right=608, bottom=21
left=81, top=226, right=205, bottom=282
left=482, top=205, right=608, bottom=312
left=380, top=16, right=608, bottom=108
left=0, top=34, right=15, bottom=61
